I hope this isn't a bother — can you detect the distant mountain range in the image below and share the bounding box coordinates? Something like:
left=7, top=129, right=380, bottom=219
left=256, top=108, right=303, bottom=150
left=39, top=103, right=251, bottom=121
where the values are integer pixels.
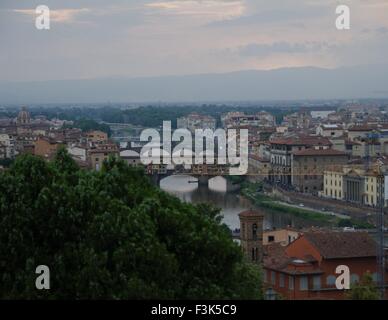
left=1, top=65, right=388, bottom=104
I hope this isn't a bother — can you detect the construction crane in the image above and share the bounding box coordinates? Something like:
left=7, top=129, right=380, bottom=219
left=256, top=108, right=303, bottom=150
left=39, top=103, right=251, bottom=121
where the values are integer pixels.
left=377, top=167, right=386, bottom=300
left=364, top=131, right=385, bottom=299
left=364, top=132, right=380, bottom=171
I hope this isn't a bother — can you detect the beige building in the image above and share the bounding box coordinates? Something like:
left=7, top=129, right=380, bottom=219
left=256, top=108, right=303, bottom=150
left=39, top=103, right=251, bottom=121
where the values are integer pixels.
left=86, top=130, right=108, bottom=144
left=248, top=155, right=270, bottom=182
left=316, top=124, right=344, bottom=138
left=364, top=172, right=380, bottom=207
left=88, top=143, right=119, bottom=171
left=120, top=149, right=141, bottom=167
left=34, top=137, right=61, bottom=159
left=263, top=229, right=300, bottom=246
left=323, top=168, right=344, bottom=200
left=291, top=149, right=348, bottom=194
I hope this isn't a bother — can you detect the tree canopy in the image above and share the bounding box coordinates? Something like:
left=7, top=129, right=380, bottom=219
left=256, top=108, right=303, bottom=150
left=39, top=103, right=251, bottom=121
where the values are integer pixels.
left=0, top=149, right=262, bottom=299
left=63, top=118, right=112, bottom=137
left=347, top=272, right=380, bottom=300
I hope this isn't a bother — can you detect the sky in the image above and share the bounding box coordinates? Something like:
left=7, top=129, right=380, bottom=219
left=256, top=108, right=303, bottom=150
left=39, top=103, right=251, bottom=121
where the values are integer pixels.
left=0, top=0, right=388, bottom=82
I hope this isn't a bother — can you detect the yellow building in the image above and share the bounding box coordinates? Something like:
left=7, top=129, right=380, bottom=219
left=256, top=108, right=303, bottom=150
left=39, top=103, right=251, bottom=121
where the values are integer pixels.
left=323, top=168, right=344, bottom=200
left=364, top=172, right=379, bottom=207
left=86, top=130, right=108, bottom=144
left=322, top=165, right=384, bottom=207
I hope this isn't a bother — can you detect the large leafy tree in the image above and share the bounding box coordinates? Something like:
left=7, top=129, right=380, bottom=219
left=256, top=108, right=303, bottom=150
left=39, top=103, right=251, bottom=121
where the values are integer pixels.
left=0, top=149, right=262, bottom=299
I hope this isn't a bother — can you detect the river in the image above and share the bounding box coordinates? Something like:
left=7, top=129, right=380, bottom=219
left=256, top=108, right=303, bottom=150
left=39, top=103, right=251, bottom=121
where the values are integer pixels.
left=160, top=175, right=325, bottom=231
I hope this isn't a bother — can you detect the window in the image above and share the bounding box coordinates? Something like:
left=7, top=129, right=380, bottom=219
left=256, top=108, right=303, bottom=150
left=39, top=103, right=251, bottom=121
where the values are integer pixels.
left=372, top=273, right=378, bottom=282
left=263, top=270, right=268, bottom=282
left=268, top=236, right=275, bottom=243
left=289, top=276, right=294, bottom=290
left=313, top=276, right=321, bottom=290
left=252, top=223, right=258, bottom=240
left=279, top=274, right=285, bottom=288
left=351, top=274, right=360, bottom=284
left=326, top=275, right=336, bottom=286
left=271, top=271, right=276, bottom=285
left=300, top=276, right=308, bottom=291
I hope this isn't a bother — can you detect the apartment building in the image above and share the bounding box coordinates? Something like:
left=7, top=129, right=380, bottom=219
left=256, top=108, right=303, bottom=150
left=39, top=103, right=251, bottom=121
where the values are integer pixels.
left=269, top=135, right=332, bottom=186
left=291, top=149, right=348, bottom=193
left=263, top=231, right=388, bottom=300
left=322, top=165, right=385, bottom=207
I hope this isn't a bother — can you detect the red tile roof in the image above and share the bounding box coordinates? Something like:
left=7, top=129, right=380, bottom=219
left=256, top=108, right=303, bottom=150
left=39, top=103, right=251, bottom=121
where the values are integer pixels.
left=238, top=209, right=265, bottom=217
left=303, top=232, right=377, bottom=259
left=249, top=154, right=270, bottom=162
left=292, top=149, right=348, bottom=156
left=348, top=125, right=377, bottom=132
left=263, top=243, right=323, bottom=275
left=270, top=135, right=332, bottom=147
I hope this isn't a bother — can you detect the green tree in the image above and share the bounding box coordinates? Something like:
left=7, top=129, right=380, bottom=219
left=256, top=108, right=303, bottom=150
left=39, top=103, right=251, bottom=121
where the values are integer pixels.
left=64, top=118, right=112, bottom=137
left=347, top=272, right=380, bottom=300
left=0, top=151, right=262, bottom=299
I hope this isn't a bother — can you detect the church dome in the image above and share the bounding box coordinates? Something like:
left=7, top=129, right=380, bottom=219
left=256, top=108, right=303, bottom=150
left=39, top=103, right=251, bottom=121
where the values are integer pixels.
left=17, top=107, right=31, bottom=125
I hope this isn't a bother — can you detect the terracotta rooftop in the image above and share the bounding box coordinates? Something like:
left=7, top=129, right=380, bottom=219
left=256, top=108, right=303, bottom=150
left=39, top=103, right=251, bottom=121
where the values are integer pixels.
left=238, top=209, right=265, bottom=217
left=303, top=232, right=377, bottom=259
left=263, top=243, right=323, bottom=275
left=348, top=125, right=377, bottom=132
left=249, top=154, right=270, bottom=162
left=270, top=135, right=332, bottom=147
left=292, top=148, right=348, bottom=156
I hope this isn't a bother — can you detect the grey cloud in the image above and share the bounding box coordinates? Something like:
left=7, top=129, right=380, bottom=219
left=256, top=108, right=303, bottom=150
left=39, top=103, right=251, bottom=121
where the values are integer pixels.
left=238, top=41, right=336, bottom=58
left=206, top=4, right=331, bottom=28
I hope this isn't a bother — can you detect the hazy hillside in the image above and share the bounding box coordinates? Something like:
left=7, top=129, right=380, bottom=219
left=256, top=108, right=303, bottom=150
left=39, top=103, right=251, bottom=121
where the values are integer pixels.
left=1, top=65, right=387, bottom=104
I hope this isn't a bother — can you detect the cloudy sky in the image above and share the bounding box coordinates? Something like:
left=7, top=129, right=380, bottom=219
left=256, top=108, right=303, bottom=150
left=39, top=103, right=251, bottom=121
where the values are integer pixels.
left=0, top=0, right=387, bottom=82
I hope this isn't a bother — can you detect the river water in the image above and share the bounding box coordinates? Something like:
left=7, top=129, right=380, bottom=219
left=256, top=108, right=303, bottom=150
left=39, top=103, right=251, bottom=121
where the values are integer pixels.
left=160, top=175, right=321, bottom=231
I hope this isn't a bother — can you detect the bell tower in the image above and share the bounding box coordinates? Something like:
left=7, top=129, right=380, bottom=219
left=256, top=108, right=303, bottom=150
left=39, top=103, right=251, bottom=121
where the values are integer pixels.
left=239, top=209, right=264, bottom=264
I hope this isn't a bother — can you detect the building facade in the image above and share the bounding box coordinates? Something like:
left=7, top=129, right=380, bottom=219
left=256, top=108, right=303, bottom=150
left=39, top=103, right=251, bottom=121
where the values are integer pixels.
left=291, top=149, right=348, bottom=193
left=322, top=166, right=385, bottom=207
left=263, top=231, right=388, bottom=300
left=269, top=135, right=332, bottom=186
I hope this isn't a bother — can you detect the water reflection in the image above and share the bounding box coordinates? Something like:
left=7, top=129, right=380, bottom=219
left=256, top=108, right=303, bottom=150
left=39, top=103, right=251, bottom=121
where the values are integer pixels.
left=160, top=175, right=321, bottom=230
